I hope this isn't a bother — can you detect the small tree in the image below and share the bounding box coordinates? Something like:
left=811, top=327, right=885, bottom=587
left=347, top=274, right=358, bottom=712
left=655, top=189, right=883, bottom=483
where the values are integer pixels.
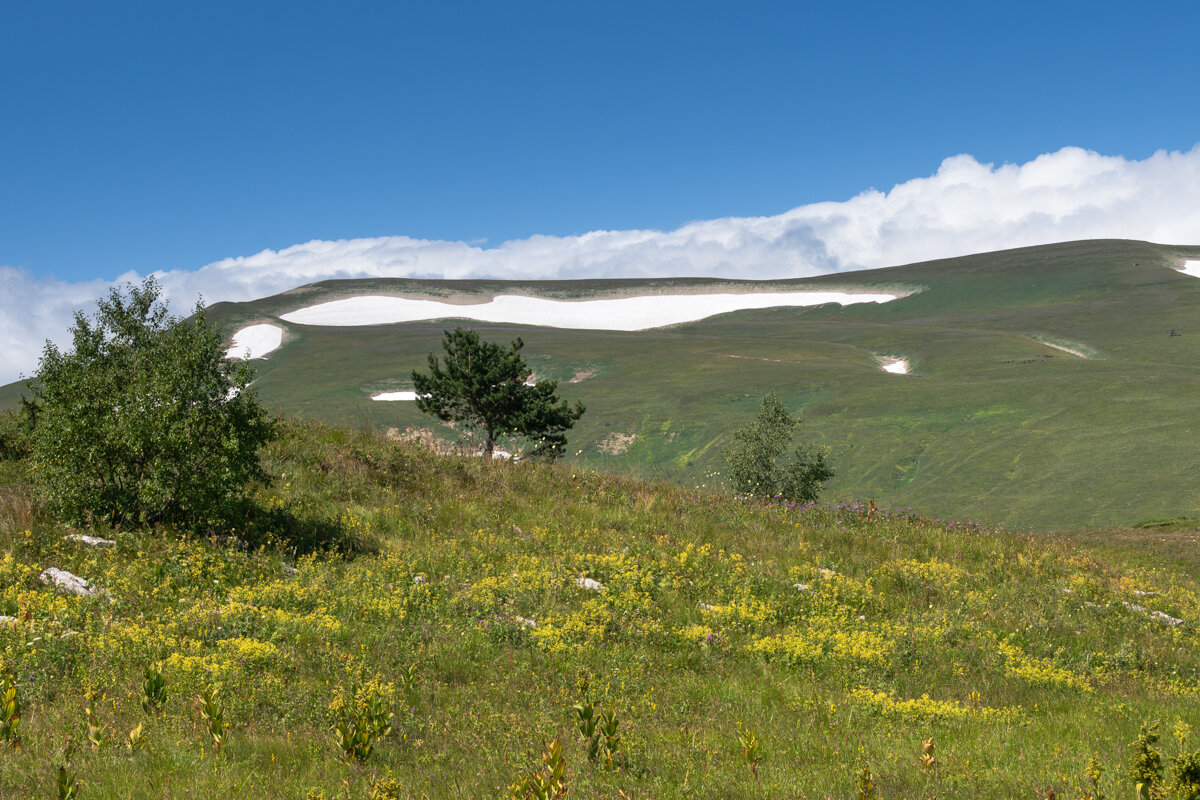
left=724, top=391, right=833, bottom=501
left=412, top=327, right=584, bottom=460
left=28, top=278, right=274, bottom=530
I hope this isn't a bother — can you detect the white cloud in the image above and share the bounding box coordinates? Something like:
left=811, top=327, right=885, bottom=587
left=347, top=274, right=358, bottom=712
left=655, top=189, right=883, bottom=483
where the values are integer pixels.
left=3, top=144, right=1199, bottom=385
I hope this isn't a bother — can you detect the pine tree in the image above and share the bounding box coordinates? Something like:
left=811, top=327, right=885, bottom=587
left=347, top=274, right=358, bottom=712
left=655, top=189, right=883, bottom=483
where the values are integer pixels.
left=412, top=327, right=584, bottom=460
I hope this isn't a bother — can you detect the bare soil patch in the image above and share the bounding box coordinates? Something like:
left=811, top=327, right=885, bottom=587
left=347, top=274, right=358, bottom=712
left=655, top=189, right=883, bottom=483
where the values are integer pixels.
left=597, top=432, right=636, bottom=455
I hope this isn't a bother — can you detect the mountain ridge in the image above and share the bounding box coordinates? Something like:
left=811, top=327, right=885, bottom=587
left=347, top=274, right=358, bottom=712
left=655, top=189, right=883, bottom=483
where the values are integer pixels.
left=5, top=238, right=1200, bottom=530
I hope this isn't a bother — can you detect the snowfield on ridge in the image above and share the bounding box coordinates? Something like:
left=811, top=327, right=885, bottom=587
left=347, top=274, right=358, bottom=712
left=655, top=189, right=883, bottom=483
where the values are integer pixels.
left=277, top=290, right=901, bottom=330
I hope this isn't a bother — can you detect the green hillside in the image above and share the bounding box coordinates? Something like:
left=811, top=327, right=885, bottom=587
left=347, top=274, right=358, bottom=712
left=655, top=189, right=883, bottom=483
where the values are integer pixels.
left=6, top=239, right=1200, bottom=529
left=2, top=422, right=1200, bottom=798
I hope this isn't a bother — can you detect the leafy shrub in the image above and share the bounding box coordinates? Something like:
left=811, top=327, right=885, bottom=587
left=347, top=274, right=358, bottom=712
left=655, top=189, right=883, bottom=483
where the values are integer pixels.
left=27, top=278, right=274, bottom=531
left=723, top=391, right=833, bottom=502
left=1172, top=749, right=1200, bottom=800
left=0, top=407, right=32, bottom=462
left=1131, top=722, right=1165, bottom=799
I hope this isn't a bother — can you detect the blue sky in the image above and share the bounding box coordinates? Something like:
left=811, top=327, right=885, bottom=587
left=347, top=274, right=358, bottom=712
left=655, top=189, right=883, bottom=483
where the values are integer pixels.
left=3, top=0, right=1198, bottom=283
left=3, top=1, right=1200, bottom=383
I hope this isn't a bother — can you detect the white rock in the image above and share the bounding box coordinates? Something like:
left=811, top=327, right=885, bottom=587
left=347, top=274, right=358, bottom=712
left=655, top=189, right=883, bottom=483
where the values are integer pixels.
left=793, top=583, right=811, bottom=591
left=0, top=616, right=16, bottom=624
left=699, top=602, right=715, bottom=611
left=65, top=534, right=116, bottom=548
left=857, top=615, right=866, bottom=621
left=576, top=577, right=605, bottom=592
left=40, top=568, right=95, bottom=597
left=1124, top=601, right=1183, bottom=627
left=1151, top=610, right=1184, bottom=627
left=515, top=616, right=537, bottom=628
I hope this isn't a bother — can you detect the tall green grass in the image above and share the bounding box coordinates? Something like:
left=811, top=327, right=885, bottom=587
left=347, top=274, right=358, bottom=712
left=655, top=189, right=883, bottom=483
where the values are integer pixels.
left=1, top=420, right=1199, bottom=798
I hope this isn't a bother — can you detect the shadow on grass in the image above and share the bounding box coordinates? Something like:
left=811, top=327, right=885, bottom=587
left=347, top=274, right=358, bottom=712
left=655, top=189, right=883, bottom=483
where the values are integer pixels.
left=236, top=502, right=378, bottom=557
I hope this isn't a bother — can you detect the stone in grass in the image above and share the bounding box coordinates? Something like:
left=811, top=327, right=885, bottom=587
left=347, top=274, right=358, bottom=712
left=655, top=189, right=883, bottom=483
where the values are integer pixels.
left=515, top=616, right=537, bottom=628
left=65, top=534, right=116, bottom=548
left=1151, top=610, right=1184, bottom=627
left=575, top=576, right=605, bottom=592
left=1124, top=602, right=1184, bottom=627
left=39, top=567, right=96, bottom=597
left=0, top=616, right=16, bottom=624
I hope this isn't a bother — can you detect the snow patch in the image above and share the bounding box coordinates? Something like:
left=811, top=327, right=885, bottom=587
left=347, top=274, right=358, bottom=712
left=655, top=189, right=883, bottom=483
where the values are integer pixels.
left=371, top=391, right=424, bottom=402
left=279, top=291, right=900, bottom=330
left=1028, top=335, right=1094, bottom=359
left=225, top=324, right=284, bottom=360
left=1040, top=341, right=1089, bottom=359
left=1178, top=260, right=1200, bottom=278
left=878, top=356, right=909, bottom=375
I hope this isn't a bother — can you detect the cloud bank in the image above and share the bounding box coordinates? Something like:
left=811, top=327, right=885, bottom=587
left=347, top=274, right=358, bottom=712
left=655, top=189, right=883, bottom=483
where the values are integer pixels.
left=3, top=145, right=1200, bottom=385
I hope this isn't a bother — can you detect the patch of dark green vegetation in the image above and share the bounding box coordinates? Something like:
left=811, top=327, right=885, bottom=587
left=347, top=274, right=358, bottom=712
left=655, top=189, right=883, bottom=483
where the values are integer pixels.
left=1136, top=518, right=1200, bottom=531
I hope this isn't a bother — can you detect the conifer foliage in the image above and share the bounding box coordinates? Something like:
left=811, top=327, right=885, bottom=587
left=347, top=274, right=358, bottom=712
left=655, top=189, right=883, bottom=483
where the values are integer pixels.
left=412, top=327, right=584, bottom=460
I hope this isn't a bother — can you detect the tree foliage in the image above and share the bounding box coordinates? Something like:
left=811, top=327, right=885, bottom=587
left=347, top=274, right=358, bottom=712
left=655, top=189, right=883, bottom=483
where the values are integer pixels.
left=411, top=327, right=585, bottom=460
left=0, top=403, right=34, bottom=462
left=28, top=278, right=274, bottom=530
left=723, top=391, right=833, bottom=502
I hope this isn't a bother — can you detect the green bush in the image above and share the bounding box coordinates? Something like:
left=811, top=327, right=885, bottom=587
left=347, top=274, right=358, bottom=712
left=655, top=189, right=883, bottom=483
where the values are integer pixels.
left=1130, top=722, right=1165, bottom=799
left=27, top=278, right=274, bottom=531
left=0, top=407, right=32, bottom=462
left=723, top=391, right=833, bottom=502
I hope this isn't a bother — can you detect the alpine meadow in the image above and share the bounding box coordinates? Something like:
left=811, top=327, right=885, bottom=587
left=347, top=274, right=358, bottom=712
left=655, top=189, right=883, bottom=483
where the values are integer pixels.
left=89, top=237, right=1200, bottom=531
left=2, top=238, right=1200, bottom=798
left=12, top=0, right=1200, bottom=795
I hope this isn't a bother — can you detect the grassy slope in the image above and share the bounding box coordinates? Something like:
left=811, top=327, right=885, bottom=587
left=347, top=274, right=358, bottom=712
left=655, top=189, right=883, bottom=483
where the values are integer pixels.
left=5, top=239, right=1200, bottom=529
left=225, top=240, right=1200, bottom=529
left=2, top=423, right=1200, bottom=798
